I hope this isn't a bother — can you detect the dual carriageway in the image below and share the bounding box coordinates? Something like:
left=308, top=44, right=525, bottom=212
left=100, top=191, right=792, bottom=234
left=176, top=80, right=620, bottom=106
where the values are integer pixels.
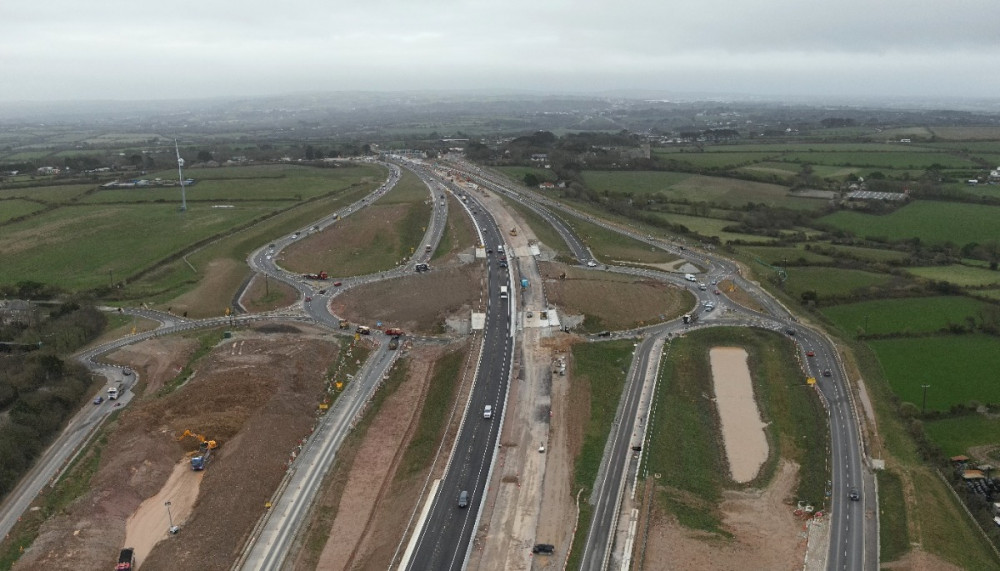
left=0, top=156, right=874, bottom=570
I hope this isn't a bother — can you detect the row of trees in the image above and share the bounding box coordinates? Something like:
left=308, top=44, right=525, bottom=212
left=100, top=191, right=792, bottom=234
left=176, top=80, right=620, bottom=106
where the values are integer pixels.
left=0, top=296, right=106, bottom=500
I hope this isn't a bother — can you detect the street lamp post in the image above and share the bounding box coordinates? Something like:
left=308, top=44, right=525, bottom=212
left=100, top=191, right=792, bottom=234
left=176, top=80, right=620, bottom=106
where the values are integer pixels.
left=921, top=384, right=931, bottom=415
left=164, top=500, right=179, bottom=534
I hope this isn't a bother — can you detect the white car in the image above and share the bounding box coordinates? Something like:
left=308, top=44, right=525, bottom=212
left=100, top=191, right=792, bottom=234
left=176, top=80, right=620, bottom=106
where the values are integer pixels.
left=484, top=405, right=493, bottom=419
left=586, top=260, right=597, bottom=268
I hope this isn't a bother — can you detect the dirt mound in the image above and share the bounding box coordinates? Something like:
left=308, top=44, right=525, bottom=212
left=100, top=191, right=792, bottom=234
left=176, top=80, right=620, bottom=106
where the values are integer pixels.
left=15, top=326, right=338, bottom=571
left=252, top=323, right=303, bottom=334
left=640, top=460, right=807, bottom=570
left=107, top=336, right=199, bottom=394
left=881, top=548, right=962, bottom=571
left=331, top=264, right=485, bottom=334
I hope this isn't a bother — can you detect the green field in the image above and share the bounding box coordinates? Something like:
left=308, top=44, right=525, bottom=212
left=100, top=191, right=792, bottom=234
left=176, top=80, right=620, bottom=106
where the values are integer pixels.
left=821, top=201, right=1000, bottom=246
left=924, top=415, right=1000, bottom=457
left=782, top=151, right=976, bottom=170
left=869, top=335, right=1000, bottom=410
left=565, top=214, right=676, bottom=264
left=654, top=151, right=781, bottom=169
left=0, top=200, right=47, bottom=223
left=741, top=245, right=834, bottom=265
left=782, top=266, right=894, bottom=299
left=0, top=183, right=93, bottom=203
left=0, top=202, right=287, bottom=290
left=821, top=244, right=911, bottom=262
left=82, top=164, right=382, bottom=203
left=907, top=265, right=1000, bottom=287
left=821, top=297, right=989, bottom=337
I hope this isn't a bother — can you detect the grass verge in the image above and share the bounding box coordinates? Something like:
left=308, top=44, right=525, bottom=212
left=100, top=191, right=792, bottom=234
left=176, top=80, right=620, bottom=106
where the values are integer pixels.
left=565, top=339, right=634, bottom=570
left=397, top=347, right=466, bottom=479
left=877, top=469, right=910, bottom=562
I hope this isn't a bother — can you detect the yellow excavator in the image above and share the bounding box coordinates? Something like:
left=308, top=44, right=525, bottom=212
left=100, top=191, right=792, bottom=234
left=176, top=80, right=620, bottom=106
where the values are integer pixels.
left=177, top=429, right=218, bottom=450
left=177, top=430, right=218, bottom=471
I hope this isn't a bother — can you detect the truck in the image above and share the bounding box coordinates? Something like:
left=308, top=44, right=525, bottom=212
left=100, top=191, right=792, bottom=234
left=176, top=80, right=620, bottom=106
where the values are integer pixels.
left=384, top=327, right=404, bottom=337
left=520, top=278, right=529, bottom=288
left=499, top=285, right=509, bottom=299
left=356, top=325, right=371, bottom=335
left=115, top=547, right=135, bottom=570
left=303, top=271, right=329, bottom=280
left=684, top=274, right=697, bottom=282
left=682, top=313, right=699, bottom=325
left=177, top=430, right=218, bottom=471
left=107, top=380, right=123, bottom=400
left=388, top=336, right=400, bottom=350
left=190, top=442, right=212, bottom=471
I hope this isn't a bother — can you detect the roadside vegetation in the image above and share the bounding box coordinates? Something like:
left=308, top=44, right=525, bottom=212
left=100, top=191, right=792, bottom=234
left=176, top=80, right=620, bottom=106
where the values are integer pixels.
left=0, top=295, right=106, bottom=502
left=565, top=339, right=633, bottom=570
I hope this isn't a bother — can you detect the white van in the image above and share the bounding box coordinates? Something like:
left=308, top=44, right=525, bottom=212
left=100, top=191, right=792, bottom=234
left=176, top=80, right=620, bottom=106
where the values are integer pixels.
left=484, top=405, right=493, bottom=419
left=499, top=285, right=509, bottom=299
left=684, top=274, right=697, bottom=282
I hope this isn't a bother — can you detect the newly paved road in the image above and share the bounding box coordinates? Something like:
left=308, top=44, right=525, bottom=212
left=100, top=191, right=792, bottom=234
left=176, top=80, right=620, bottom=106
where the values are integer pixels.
left=405, top=172, right=516, bottom=571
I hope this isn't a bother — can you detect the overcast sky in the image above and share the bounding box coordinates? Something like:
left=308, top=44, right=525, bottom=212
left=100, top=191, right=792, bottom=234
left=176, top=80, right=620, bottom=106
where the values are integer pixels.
left=3, top=0, right=999, bottom=102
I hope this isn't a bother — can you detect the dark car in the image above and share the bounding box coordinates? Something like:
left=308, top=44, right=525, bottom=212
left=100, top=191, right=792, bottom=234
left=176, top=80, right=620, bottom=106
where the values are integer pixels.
left=532, top=543, right=555, bottom=554
left=333, top=281, right=343, bottom=286
left=823, top=369, right=832, bottom=377
left=305, top=296, right=312, bottom=302
left=849, top=488, right=860, bottom=501
left=785, top=328, right=796, bottom=336
left=806, top=351, right=815, bottom=357
left=93, top=396, right=104, bottom=405
left=317, top=289, right=327, bottom=294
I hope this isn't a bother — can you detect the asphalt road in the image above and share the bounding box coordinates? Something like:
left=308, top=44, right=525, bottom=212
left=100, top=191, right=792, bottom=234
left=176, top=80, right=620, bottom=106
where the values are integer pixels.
left=404, top=170, right=516, bottom=571
left=451, top=161, right=873, bottom=571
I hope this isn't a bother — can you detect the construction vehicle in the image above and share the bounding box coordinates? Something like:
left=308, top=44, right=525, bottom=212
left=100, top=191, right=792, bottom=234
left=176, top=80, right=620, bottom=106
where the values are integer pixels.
left=682, top=313, right=699, bottom=325
left=339, top=319, right=350, bottom=329
left=388, top=336, right=400, bottom=350
left=107, top=380, right=123, bottom=400
left=302, top=271, right=329, bottom=280
left=510, top=227, right=517, bottom=236
left=356, top=325, right=371, bottom=335
left=177, top=430, right=219, bottom=471
left=115, top=548, right=135, bottom=570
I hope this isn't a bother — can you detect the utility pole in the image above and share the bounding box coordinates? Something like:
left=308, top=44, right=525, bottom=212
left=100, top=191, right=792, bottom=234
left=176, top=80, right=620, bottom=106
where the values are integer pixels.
left=164, top=501, right=174, bottom=531
left=921, top=384, right=931, bottom=414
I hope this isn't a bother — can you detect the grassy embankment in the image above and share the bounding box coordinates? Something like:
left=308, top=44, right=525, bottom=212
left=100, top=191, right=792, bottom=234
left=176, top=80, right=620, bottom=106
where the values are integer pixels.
left=565, top=339, right=634, bottom=570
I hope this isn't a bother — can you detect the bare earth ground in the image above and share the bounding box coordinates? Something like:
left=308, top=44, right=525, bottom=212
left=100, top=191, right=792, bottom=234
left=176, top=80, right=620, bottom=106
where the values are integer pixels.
left=124, top=460, right=202, bottom=565
left=241, top=272, right=299, bottom=312
left=286, top=340, right=478, bottom=571
left=331, top=264, right=486, bottom=335
left=538, top=261, right=690, bottom=330
left=881, top=548, right=962, bottom=571
left=106, top=337, right=198, bottom=394
left=311, top=344, right=444, bottom=570
left=717, top=279, right=767, bottom=314
left=640, top=460, right=808, bottom=570
left=14, top=325, right=337, bottom=570
left=710, top=347, right=769, bottom=483
left=161, top=258, right=249, bottom=319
